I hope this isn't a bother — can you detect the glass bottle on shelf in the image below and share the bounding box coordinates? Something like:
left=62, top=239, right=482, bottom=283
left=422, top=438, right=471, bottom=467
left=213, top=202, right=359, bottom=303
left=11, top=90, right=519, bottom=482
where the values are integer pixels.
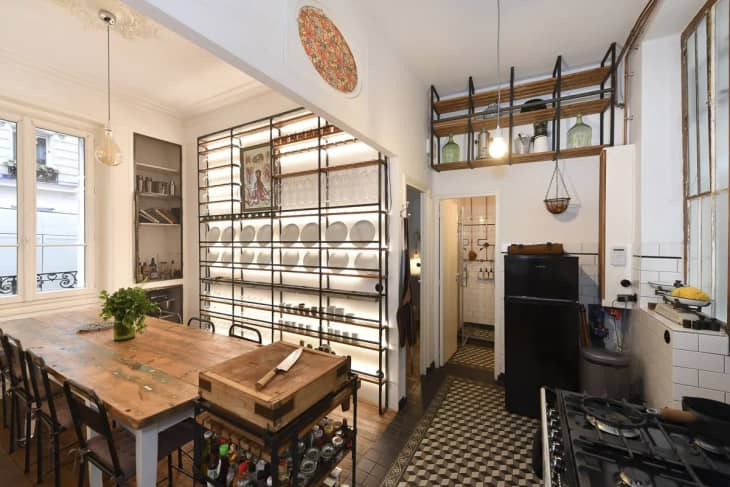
left=567, top=114, right=592, bottom=148
left=441, top=134, right=460, bottom=163
left=478, top=128, right=489, bottom=159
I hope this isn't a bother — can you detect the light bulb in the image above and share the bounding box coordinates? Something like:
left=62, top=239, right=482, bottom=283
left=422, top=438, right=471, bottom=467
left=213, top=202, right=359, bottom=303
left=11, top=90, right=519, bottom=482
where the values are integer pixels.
left=95, top=124, right=122, bottom=166
left=489, top=127, right=507, bottom=158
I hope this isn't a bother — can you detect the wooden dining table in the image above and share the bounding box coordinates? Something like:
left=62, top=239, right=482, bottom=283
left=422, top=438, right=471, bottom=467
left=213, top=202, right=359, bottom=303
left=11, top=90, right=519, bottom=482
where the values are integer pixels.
left=0, top=305, right=257, bottom=486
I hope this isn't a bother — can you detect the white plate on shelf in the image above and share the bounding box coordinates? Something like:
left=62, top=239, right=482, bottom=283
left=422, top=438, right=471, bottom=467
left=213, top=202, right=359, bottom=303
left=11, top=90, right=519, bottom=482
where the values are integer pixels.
left=241, top=250, right=255, bottom=265
left=256, top=224, right=272, bottom=242
left=328, top=252, right=349, bottom=272
left=354, top=252, right=378, bottom=270
left=220, top=248, right=233, bottom=263
left=240, top=225, right=256, bottom=242
left=257, top=252, right=272, bottom=265
left=300, top=222, right=319, bottom=244
left=281, top=223, right=300, bottom=246
left=206, top=248, right=220, bottom=262
left=282, top=251, right=300, bottom=268
left=220, top=225, right=234, bottom=242
left=302, top=250, right=319, bottom=267
left=206, top=226, right=221, bottom=242
left=325, top=221, right=348, bottom=245
left=349, top=220, right=376, bottom=243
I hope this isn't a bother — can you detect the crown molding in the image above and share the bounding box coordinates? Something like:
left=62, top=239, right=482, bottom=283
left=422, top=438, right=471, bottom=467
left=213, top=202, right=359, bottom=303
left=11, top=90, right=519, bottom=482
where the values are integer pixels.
left=0, top=46, right=271, bottom=122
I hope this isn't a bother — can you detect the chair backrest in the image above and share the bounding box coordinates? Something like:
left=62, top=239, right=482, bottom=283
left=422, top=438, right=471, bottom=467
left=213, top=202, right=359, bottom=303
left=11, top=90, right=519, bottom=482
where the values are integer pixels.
left=0, top=333, right=29, bottom=391
left=25, top=350, right=60, bottom=423
left=228, top=323, right=262, bottom=344
left=187, top=317, right=215, bottom=334
left=0, top=328, right=7, bottom=372
left=63, top=379, right=123, bottom=477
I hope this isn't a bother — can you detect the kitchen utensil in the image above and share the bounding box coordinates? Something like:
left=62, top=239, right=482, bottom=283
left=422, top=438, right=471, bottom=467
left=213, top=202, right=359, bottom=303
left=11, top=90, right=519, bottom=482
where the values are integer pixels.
left=240, top=225, right=256, bottom=242
left=328, top=252, right=349, bottom=272
left=206, top=226, right=221, bottom=242
left=281, top=223, right=300, bottom=245
left=658, top=396, right=730, bottom=448
left=256, top=224, right=272, bottom=242
left=302, top=250, right=319, bottom=267
left=300, top=222, right=319, bottom=244
left=533, top=135, right=549, bottom=153
left=325, top=221, right=348, bottom=245
left=354, top=252, right=379, bottom=270
left=282, top=251, right=299, bottom=268
left=256, top=347, right=303, bottom=390
left=349, top=220, right=376, bottom=242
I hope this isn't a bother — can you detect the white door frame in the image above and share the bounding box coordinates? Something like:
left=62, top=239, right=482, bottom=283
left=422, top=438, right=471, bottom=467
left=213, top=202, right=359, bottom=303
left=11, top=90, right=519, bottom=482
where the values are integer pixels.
left=433, top=191, right=500, bottom=371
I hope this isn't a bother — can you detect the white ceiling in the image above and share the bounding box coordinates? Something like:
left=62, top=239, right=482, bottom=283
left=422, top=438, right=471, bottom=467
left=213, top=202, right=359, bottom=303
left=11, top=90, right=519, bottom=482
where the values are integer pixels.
left=364, top=0, right=649, bottom=95
left=0, top=0, right=269, bottom=119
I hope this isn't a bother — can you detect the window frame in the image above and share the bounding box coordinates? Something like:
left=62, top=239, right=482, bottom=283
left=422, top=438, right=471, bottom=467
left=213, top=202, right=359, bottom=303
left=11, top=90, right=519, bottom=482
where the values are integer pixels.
left=681, top=0, right=729, bottom=322
left=0, top=104, right=96, bottom=306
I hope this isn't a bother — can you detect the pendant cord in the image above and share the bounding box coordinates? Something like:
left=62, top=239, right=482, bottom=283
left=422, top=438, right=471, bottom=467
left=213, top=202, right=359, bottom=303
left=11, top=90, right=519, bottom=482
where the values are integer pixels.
left=495, top=0, right=501, bottom=129
left=107, top=22, right=111, bottom=125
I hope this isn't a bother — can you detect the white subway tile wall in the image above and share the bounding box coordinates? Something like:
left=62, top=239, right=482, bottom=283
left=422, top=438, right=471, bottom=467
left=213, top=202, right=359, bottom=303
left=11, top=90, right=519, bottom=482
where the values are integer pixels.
left=637, top=241, right=683, bottom=307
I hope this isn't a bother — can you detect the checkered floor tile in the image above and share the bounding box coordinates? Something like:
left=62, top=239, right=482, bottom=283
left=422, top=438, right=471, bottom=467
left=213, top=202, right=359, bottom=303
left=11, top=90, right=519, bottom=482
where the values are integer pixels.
left=463, top=323, right=494, bottom=343
left=449, top=344, right=495, bottom=369
left=382, top=376, right=541, bottom=487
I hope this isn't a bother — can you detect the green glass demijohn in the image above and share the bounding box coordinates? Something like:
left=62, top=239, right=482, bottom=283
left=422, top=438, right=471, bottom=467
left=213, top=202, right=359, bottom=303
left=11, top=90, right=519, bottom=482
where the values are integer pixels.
left=567, top=114, right=592, bottom=148
left=441, top=134, right=460, bottom=163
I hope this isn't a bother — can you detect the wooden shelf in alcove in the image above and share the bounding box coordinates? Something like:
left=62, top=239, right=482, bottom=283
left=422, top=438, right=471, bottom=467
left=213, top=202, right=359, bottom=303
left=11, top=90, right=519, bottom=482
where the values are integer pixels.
left=434, top=145, right=607, bottom=171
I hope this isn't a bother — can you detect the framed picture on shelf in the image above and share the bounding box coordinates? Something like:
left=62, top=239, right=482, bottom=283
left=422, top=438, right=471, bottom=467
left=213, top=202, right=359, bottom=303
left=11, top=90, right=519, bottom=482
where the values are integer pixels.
left=240, top=144, right=276, bottom=211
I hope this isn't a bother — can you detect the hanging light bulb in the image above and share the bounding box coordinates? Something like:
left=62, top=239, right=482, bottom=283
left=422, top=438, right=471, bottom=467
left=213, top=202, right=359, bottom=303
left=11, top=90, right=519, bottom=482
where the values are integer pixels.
left=489, top=0, right=507, bottom=159
left=95, top=10, right=122, bottom=167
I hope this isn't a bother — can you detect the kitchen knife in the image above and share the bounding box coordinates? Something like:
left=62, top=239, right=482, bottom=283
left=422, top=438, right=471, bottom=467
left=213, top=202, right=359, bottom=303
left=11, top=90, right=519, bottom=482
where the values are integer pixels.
left=256, top=347, right=303, bottom=390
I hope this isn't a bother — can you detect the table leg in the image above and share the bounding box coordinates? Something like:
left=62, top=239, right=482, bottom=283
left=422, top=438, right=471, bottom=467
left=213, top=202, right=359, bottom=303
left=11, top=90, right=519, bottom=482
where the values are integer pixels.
left=86, top=426, right=103, bottom=487
left=135, top=425, right=159, bottom=487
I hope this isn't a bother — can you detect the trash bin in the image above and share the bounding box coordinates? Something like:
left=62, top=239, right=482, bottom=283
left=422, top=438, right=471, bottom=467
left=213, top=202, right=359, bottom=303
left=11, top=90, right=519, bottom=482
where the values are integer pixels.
left=580, top=347, right=631, bottom=399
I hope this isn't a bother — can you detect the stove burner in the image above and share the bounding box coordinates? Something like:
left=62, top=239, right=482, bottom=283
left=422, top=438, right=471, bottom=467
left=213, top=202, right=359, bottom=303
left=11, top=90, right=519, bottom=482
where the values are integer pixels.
left=694, top=437, right=727, bottom=455
left=617, top=467, right=652, bottom=487
left=581, top=396, right=646, bottom=438
left=586, top=414, right=641, bottom=438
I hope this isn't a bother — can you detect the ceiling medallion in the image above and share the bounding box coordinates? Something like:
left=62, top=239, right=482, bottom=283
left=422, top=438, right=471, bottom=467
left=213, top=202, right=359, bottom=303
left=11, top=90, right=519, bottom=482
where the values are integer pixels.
left=48, top=0, right=158, bottom=39
left=297, top=6, right=358, bottom=93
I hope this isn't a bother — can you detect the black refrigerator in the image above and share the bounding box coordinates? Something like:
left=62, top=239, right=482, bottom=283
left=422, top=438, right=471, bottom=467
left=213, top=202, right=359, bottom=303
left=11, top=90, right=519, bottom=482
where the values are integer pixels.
left=504, top=254, right=580, bottom=417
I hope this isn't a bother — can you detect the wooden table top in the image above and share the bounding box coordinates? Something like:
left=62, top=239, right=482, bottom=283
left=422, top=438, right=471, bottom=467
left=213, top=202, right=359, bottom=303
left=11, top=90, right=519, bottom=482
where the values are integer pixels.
left=0, top=305, right=257, bottom=429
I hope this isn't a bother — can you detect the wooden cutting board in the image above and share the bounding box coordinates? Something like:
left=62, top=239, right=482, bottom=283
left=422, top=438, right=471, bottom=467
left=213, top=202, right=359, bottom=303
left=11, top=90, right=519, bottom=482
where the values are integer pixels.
left=199, top=341, right=350, bottom=431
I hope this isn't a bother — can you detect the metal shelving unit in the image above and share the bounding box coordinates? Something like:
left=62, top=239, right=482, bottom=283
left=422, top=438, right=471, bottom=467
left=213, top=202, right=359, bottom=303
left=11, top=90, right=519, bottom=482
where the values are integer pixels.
left=197, top=108, right=390, bottom=413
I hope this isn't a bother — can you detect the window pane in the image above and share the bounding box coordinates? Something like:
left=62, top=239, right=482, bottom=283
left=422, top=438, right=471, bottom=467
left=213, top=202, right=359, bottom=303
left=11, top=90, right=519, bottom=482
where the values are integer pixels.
left=0, top=120, right=18, bottom=296
left=687, top=198, right=701, bottom=286
left=35, top=128, right=85, bottom=292
left=687, top=32, right=699, bottom=196
left=714, top=191, right=728, bottom=322
left=715, top=0, right=729, bottom=190
left=697, top=18, right=711, bottom=194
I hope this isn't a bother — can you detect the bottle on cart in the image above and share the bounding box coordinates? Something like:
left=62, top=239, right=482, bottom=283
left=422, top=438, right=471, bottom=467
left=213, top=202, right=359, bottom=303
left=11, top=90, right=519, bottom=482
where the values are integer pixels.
left=206, top=448, right=221, bottom=487
left=200, top=430, right=213, bottom=477
left=233, top=462, right=248, bottom=486
left=219, top=443, right=230, bottom=484
left=150, top=257, right=159, bottom=279
left=226, top=456, right=239, bottom=486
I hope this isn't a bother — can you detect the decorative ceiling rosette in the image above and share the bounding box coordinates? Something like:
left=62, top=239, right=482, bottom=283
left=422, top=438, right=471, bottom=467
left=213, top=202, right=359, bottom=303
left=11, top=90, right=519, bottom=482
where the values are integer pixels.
left=297, top=6, right=358, bottom=93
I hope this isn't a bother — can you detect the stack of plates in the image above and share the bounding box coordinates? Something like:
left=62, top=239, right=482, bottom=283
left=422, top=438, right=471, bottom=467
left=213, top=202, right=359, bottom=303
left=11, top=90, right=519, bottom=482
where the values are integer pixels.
left=300, top=223, right=319, bottom=245
left=328, top=252, right=349, bottom=272
left=325, top=221, right=348, bottom=245
left=349, top=220, right=376, bottom=242
left=282, top=251, right=300, bottom=268
left=281, top=223, right=300, bottom=246
left=240, top=225, right=256, bottom=242
left=206, top=227, right=221, bottom=242
left=354, top=253, right=379, bottom=270
left=256, top=224, right=272, bottom=242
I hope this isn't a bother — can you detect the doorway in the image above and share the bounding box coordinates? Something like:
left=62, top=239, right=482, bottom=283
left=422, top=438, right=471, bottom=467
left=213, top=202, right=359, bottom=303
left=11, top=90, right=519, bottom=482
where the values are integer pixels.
left=440, top=196, right=496, bottom=370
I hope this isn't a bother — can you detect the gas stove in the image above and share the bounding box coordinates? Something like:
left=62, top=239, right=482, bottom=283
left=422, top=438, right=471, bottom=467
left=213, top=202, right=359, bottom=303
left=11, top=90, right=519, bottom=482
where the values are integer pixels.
left=540, top=388, right=730, bottom=486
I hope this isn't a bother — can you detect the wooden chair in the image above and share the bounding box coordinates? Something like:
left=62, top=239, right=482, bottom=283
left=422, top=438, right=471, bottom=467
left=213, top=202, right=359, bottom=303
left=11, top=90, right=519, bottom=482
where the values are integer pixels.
left=0, top=333, right=34, bottom=473
left=228, top=323, right=262, bottom=344
left=25, top=350, right=73, bottom=487
left=186, top=317, right=215, bottom=334
left=64, top=379, right=195, bottom=487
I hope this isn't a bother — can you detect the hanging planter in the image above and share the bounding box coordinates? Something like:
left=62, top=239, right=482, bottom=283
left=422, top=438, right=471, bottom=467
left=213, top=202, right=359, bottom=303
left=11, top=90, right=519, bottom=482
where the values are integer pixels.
left=544, top=160, right=571, bottom=214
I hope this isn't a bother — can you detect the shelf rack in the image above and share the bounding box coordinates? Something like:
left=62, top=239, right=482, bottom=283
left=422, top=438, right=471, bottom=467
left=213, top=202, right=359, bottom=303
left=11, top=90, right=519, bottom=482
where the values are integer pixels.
left=197, top=108, right=390, bottom=414
left=429, top=43, right=617, bottom=171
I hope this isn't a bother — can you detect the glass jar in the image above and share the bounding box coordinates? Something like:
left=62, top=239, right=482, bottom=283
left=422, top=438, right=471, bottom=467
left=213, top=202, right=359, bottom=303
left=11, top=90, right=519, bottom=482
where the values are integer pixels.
left=441, top=134, right=460, bottom=163
left=567, top=114, right=592, bottom=148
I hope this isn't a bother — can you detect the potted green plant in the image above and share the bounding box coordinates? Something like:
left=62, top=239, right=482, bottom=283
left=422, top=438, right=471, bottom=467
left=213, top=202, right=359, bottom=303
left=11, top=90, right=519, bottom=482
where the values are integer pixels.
left=100, top=287, right=159, bottom=342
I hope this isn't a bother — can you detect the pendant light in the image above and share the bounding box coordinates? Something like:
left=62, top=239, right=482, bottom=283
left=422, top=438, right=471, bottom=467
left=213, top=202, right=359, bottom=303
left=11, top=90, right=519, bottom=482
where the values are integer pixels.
left=488, top=0, right=507, bottom=159
left=95, top=10, right=122, bottom=167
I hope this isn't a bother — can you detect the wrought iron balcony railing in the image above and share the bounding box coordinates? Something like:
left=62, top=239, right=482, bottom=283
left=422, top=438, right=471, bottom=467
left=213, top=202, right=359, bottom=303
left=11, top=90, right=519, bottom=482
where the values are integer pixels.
left=0, top=271, right=78, bottom=294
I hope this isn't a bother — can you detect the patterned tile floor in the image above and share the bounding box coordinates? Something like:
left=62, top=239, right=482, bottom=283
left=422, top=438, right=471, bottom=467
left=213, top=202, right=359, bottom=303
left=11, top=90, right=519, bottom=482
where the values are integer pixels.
left=463, top=323, right=495, bottom=343
left=382, top=375, right=541, bottom=486
left=449, top=344, right=495, bottom=369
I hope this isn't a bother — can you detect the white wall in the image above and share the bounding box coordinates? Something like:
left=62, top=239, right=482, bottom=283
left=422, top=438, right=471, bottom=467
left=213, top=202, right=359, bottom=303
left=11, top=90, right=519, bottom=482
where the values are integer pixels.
left=127, top=0, right=433, bottom=409
left=432, top=156, right=602, bottom=375
left=0, top=50, right=184, bottom=314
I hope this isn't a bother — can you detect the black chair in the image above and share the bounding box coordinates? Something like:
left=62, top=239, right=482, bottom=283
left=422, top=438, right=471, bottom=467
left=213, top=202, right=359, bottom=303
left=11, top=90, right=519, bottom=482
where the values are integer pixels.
left=1, top=333, right=34, bottom=473
left=0, top=329, right=10, bottom=430
left=64, top=379, right=195, bottom=487
left=228, top=323, right=262, bottom=344
left=186, top=317, right=215, bottom=334
left=25, top=350, right=73, bottom=487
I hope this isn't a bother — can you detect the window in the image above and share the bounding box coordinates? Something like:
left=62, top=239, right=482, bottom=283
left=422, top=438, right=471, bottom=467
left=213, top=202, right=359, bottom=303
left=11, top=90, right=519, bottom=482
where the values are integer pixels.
left=683, top=0, right=729, bottom=321
left=0, top=111, right=91, bottom=301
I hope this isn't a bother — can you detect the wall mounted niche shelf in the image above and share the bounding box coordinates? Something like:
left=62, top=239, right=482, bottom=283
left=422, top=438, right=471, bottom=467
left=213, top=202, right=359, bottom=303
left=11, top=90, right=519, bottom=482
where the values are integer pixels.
left=430, top=43, right=617, bottom=171
left=197, top=107, right=390, bottom=414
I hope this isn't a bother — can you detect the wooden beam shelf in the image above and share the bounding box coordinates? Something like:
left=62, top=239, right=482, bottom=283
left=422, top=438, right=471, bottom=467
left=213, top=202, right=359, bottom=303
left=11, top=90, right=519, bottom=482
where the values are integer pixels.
left=433, top=66, right=610, bottom=115
left=433, top=98, right=610, bottom=137
left=434, top=145, right=607, bottom=171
